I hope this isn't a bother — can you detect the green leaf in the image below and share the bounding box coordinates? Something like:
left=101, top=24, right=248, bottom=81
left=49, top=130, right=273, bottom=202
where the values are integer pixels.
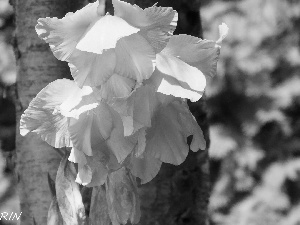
left=56, top=153, right=87, bottom=225
left=89, top=186, right=112, bottom=225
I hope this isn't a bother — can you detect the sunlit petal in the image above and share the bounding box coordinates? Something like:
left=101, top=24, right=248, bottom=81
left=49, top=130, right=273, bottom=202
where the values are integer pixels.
left=162, top=34, right=220, bottom=78
left=35, top=2, right=99, bottom=61
left=20, top=79, right=80, bottom=148
left=148, top=70, right=203, bottom=102
left=115, top=33, right=155, bottom=82
left=77, top=15, right=139, bottom=54
left=157, top=52, right=206, bottom=93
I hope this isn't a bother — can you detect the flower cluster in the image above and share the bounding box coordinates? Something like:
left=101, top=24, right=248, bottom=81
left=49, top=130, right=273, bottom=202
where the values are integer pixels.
left=20, top=0, right=227, bottom=224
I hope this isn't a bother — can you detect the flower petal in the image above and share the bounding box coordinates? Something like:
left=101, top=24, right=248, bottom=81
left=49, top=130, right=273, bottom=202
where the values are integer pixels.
left=128, top=153, right=162, bottom=184
left=153, top=52, right=206, bottom=102
left=145, top=103, right=189, bottom=165
left=35, top=2, right=99, bottom=61
left=68, top=49, right=116, bottom=87
left=68, top=147, right=87, bottom=165
left=145, top=101, right=205, bottom=165
left=106, top=167, right=141, bottom=225
left=162, top=34, right=221, bottom=78
left=100, top=73, right=135, bottom=101
left=115, top=33, right=155, bottom=82
left=68, top=102, right=112, bottom=156
left=20, top=79, right=80, bottom=148
left=113, top=0, right=178, bottom=52
left=86, top=162, right=108, bottom=187
left=105, top=106, right=135, bottom=163
left=75, top=164, right=92, bottom=186
left=69, top=102, right=133, bottom=162
left=149, top=70, right=203, bottom=102
left=172, top=101, right=206, bottom=151
left=76, top=15, right=139, bottom=54
left=110, top=85, right=158, bottom=136
left=85, top=146, right=110, bottom=187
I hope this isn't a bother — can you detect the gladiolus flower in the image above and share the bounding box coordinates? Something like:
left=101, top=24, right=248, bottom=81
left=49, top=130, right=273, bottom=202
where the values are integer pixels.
left=35, top=0, right=178, bottom=101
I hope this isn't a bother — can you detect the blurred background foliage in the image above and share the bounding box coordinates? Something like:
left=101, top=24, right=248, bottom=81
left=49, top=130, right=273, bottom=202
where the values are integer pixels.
left=0, top=0, right=19, bottom=224
left=0, top=0, right=300, bottom=224
left=202, top=0, right=300, bottom=224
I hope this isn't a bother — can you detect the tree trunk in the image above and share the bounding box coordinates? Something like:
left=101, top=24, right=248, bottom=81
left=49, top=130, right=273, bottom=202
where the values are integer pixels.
left=106, top=1, right=210, bottom=224
left=13, top=0, right=83, bottom=224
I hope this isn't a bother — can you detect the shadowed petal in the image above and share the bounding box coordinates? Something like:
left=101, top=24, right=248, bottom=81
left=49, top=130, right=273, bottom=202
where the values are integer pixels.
left=110, top=85, right=158, bottom=136
left=162, top=34, right=221, bottom=78
left=100, top=73, right=135, bottom=101
left=69, top=49, right=116, bottom=87
left=106, top=167, right=141, bottom=225
left=145, top=101, right=206, bottom=165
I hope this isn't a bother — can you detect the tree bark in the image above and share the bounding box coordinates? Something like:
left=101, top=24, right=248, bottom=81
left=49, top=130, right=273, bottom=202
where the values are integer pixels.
left=13, top=0, right=83, bottom=224
left=106, top=1, right=210, bottom=224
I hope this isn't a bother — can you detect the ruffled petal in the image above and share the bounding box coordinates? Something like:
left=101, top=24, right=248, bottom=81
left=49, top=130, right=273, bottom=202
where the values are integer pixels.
left=100, top=73, right=135, bottom=101
left=162, top=34, right=220, bottom=78
left=20, top=79, right=80, bottom=148
left=216, top=23, right=229, bottom=44
left=35, top=2, right=99, bottom=61
left=153, top=52, right=206, bottom=102
left=115, top=33, right=155, bottom=82
left=106, top=167, right=141, bottom=225
left=113, top=0, right=178, bottom=52
left=77, top=15, right=139, bottom=54
left=68, top=49, right=116, bottom=87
